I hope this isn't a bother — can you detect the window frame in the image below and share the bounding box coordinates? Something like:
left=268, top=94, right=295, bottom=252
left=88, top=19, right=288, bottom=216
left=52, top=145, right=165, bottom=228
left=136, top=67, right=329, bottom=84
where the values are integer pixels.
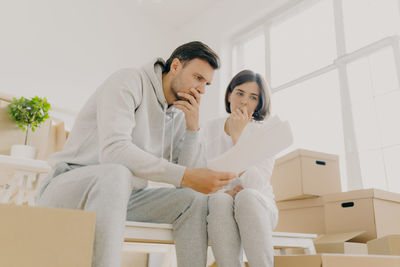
left=230, top=0, right=400, bottom=191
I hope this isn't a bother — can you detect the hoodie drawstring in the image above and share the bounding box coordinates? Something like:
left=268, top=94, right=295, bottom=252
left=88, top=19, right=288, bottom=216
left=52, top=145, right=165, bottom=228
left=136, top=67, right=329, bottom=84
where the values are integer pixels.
left=161, top=105, right=175, bottom=163
left=161, top=105, right=167, bottom=160
left=170, top=112, right=174, bottom=162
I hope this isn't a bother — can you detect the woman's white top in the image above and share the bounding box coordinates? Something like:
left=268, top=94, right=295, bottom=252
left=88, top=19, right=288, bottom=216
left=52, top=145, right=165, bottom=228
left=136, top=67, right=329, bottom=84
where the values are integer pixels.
left=202, top=116, right=278, bottom=215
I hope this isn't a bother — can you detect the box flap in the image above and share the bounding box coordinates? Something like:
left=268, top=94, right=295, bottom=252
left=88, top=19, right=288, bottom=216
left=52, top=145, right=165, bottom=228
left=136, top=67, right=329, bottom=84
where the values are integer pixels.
left=315, top=231, right=366, bottom=244
left=367, top=235, right=400, bottom=245
left=275, top=148, right=339, bottom=165
left=323, top=189, right=400, bottom=203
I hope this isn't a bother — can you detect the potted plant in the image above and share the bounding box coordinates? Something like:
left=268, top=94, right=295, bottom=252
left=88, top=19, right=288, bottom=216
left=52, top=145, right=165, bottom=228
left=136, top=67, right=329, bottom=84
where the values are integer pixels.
left=7, top=96, right=51, bottom=159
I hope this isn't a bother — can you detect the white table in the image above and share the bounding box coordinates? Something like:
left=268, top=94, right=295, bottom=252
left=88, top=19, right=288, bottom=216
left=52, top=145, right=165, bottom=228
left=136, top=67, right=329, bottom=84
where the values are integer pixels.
left=124, top=221, right=317, bottom=267
left=0, top=155, right=51, bottom=205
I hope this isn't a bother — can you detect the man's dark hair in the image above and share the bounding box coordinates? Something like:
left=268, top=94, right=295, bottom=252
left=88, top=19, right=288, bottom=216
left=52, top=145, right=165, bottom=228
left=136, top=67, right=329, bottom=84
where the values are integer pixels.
left=225, top=69, right=271, bottom=121
left=163, top=41, right=220, bottom=73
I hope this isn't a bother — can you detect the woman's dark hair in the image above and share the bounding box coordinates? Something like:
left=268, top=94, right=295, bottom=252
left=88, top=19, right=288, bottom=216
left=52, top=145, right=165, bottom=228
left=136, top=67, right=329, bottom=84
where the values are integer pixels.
left=163, top=41, right=220, bottom=73
left=224, top=70, right=271, bottom=121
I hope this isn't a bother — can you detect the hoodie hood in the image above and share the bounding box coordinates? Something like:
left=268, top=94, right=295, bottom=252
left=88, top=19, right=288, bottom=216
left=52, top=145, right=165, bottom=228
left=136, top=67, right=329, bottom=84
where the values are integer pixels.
left=144, top=58, right=168, bottom=110
left=143, top=57, right=180, bottom=162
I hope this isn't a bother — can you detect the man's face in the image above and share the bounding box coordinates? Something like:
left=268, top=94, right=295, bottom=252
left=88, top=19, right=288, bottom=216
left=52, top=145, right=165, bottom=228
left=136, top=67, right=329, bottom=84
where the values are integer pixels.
left=170, top=58, right=215, bottom=101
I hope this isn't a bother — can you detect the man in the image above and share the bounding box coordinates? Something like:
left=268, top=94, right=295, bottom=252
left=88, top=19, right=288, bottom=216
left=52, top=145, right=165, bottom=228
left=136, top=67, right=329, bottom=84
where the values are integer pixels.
left=36, top=41, right=235, bottom=267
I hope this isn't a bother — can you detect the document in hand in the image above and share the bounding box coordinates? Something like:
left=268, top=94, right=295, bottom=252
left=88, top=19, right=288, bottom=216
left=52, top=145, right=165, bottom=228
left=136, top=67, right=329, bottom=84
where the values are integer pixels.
left=207, top=115, right=293, bottom=174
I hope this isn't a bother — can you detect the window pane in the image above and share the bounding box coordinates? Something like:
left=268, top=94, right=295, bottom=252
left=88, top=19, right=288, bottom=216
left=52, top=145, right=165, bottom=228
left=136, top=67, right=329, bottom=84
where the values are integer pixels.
left=384, top=146, right=400, bottom=193
left=348, top=47, right=400, bottom=148
left=351, top=100, right=381, bottom=150
left=272, top=70, right=347, bottom=189
left=242, top=34, right=265, bottom=76
left=343, top=0, right=400, bottom=52
left=375, top=90, right=400, bottom=147
left=370, top=48, right=399, bottom=96
left=270, top=0, right=336, bottom=87
left=347, top=46, right=400, bottom=191
left=359, top=149, right=387, bottom=190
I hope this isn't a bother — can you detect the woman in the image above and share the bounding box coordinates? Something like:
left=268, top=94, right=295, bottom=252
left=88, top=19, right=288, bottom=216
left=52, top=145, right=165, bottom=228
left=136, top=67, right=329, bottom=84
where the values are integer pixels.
left=203, top=70, right=278, bottom=267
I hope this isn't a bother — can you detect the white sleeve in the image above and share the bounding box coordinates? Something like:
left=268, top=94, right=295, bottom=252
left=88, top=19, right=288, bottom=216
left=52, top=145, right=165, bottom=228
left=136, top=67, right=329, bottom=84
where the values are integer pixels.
left=237, top=156, right=275, bottom=191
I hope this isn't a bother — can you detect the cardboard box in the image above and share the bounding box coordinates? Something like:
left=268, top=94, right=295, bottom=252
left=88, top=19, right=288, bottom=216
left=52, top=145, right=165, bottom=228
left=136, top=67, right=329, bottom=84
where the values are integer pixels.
left=0, top=204, right=96, bottom=267
left=314, top=231, right=368, bottom=254
left=275, top=196, right=326, bottom=234
left=368, top=235, right=400, bottom=256
left=275, top=254, right=400, bottom=267
left=324, top=189, right=400, bottom=243
left=271, top=149, right=341, bottom=201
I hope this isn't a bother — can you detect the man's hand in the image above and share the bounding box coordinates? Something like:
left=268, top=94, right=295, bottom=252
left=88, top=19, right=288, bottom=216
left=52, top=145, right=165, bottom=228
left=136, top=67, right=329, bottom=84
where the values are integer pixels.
left=225, top=184, right=244, bottom=198
left=180, top=168, right=236, bottom=194
left=173, top=88, right=201, bottom=131
left=228, top=106, right=252, bottom=145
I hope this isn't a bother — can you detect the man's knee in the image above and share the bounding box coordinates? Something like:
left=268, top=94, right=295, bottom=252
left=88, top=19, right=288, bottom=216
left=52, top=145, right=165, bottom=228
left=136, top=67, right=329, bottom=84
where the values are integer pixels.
left=95, top=164, right=133, bottom=195
left=175, top=187, right=205, bottom=208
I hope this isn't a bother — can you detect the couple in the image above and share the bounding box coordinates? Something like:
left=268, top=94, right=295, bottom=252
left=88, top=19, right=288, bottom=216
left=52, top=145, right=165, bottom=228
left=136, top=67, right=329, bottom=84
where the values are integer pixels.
left=36, top=41, right=278, bottom=267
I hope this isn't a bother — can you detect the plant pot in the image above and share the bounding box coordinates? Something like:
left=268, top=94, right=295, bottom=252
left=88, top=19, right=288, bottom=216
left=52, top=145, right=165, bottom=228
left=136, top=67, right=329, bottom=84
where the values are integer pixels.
left=10, top=145, right=37, bottom=159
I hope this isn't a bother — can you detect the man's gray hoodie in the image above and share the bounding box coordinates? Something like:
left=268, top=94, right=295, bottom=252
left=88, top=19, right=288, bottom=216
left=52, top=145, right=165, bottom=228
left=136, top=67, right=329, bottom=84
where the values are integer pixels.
left=48, top=58, right=206, bottom=188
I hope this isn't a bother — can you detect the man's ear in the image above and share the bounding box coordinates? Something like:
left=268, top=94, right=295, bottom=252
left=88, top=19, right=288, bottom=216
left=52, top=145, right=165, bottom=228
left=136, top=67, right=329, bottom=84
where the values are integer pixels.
left=170, top=58, right=182, bottom=73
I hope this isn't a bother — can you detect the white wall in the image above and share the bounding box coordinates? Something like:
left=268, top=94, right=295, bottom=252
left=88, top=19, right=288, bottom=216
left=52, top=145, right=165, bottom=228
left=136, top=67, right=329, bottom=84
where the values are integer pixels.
left=0, top=0, right=290, bottom=126
left=0, top=0, right=176, bottom=124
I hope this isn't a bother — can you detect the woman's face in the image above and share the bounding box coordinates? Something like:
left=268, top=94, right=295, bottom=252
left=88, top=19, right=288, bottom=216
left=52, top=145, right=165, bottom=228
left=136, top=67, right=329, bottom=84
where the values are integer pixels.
left=228, top=81, right=260, bottom=116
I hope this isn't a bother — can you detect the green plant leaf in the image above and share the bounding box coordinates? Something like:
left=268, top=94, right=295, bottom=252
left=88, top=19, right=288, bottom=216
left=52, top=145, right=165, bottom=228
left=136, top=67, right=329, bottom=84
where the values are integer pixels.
left=7, top=96, right=52, bottom=133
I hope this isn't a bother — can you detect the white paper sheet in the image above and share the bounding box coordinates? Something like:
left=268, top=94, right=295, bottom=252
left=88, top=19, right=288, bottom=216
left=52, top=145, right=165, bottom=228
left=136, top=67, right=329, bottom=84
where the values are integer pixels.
left=207, top=115, right=293, bottom=174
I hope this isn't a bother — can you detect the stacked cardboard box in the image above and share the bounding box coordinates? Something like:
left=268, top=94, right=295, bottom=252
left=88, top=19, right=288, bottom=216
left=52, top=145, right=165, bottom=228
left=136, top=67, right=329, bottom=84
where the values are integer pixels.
left=271, top=149, right=400, bottom=258
left=367, top=235, right=400, bottom=256
left=324, top=189, right=400, bottom=242
left=271, top=149, right=341, bottom=201
left=272, top=149, right=341, bottom=237
left=0, top=204, right=95, bottom=267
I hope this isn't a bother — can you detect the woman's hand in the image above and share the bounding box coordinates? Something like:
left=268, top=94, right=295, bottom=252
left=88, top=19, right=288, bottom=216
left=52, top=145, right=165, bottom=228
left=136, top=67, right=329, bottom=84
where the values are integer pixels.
left=225, top=184, right=244, bottom=198
left=228, top=106, right=252, bottom=145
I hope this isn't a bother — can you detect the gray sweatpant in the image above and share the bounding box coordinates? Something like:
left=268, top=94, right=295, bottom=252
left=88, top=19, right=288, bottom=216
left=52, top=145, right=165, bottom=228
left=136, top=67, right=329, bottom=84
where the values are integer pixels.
left=207, top=189, right=278, bottom=267
left=36, top=163, right=208, bottom=267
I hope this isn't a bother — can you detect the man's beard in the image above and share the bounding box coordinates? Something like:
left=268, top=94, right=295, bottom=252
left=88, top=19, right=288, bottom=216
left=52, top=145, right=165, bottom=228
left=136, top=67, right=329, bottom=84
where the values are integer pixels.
left=170, top=76, right=186, bottom=101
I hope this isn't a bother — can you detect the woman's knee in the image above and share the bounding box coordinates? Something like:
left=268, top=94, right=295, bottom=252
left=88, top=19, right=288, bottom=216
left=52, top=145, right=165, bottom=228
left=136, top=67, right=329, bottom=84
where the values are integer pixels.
left=234, top=188, right=262, bottom=215
left=208, top=192, right=234, bottom=218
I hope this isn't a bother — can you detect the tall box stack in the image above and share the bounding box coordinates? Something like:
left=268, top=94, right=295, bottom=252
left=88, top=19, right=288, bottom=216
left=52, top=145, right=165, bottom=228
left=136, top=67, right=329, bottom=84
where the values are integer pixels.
left=272, top=149, right=342, bottom=235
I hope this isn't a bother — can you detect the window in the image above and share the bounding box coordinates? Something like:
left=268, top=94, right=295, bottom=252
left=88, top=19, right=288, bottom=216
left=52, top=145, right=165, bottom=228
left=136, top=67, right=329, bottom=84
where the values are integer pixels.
left=270, top=0, right=336, bottom=87
left=231, top=30, right=265, bottom=77
left=342, top=0, right=400, bottom=52
left=243, top=34, right=265, bottom=76
left=232, top=0, right=400, bottom=192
